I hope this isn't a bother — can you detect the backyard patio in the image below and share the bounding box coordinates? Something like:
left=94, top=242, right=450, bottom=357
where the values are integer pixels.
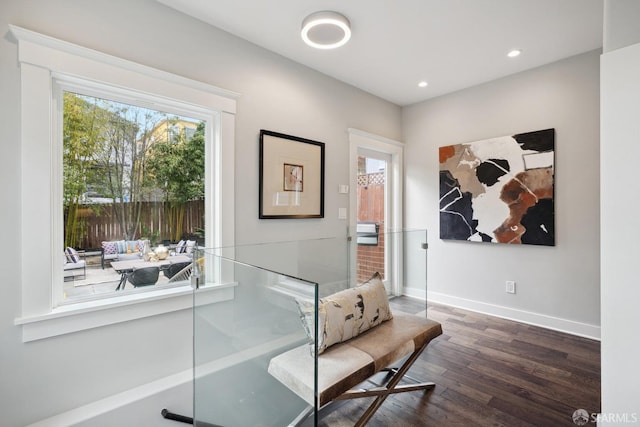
left=63, top=253, right=176, bottom=301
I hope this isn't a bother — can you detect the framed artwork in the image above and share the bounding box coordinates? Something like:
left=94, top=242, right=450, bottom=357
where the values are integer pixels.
left=283, top=163, right=303, bottom=192
left=259, top=130, right=325, bottom=219
left=439, top=128, right=555, bottom=246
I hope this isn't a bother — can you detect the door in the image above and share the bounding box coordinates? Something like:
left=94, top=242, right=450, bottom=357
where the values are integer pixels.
left=349, top=129, right=403, bottom=294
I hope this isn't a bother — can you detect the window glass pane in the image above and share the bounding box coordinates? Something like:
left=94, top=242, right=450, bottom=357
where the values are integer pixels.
left=62, top=91, right=205, bottom=302
left=356, top=155, right=386, bottom=284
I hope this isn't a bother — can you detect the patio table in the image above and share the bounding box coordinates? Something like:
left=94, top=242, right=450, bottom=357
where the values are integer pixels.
left=111, top=255, right=192, bottom=290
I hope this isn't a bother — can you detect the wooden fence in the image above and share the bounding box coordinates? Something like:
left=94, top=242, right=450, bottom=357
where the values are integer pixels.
left=67, top=200, right=205, bottom=249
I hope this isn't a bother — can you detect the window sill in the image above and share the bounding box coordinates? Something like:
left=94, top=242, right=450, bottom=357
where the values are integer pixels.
left=15, top=282, right=236, bottom=342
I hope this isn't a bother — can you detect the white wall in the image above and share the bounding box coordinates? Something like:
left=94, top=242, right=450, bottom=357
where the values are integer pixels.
left=603, top=0, right=640, bottom=52
left=0, top=0, right=401, bottom=425
left=402, top=50, right=601, bottom=337
left=601, top=39, right=640, bottom=425
left=601, top=0, right=640, bottom=420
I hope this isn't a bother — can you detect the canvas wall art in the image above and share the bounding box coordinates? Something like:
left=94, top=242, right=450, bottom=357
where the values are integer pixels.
left=439, top=128, right=555, bottom=246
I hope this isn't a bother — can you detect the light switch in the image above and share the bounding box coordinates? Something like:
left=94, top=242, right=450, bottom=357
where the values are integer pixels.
left=338, top=185, right=349, bottom=194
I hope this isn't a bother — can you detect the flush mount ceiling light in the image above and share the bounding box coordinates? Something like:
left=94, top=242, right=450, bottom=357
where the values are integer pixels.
left=507, top=49, right=522, bottom=58
left=418, top=81, right=428, bottom=88
left=301, top=11, right=351, bottom=50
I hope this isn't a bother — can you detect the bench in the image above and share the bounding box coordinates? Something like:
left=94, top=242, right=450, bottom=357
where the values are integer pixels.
left=268, top=311, right=442, bottom=426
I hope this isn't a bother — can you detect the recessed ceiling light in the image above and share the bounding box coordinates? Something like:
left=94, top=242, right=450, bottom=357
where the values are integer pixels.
left=507, top=49, right=522, bottom=58
left=418, top=81, right=428, bottom=88
left=301, top=11, right=351, bottom=50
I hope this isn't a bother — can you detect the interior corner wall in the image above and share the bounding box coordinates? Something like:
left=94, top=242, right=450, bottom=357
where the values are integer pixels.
left=0, top=0, right=401, bottom=425
left=402, top=50, right=601, bottom=337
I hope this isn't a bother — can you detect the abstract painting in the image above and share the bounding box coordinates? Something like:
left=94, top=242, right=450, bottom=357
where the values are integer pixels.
left=439, top=129, right=555, bottom=246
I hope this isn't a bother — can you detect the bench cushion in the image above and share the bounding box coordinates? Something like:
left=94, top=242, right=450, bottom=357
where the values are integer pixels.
left=268, top=312, right=442, bottom=406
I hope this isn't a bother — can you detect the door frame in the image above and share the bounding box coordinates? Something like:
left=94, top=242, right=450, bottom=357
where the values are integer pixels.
left=348, top=128, right=404, bottom=295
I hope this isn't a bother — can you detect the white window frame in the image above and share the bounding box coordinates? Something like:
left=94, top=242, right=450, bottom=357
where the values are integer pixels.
left=51, top=76, right=215, bottom=307
left=10, top=25, right=238, bottom=342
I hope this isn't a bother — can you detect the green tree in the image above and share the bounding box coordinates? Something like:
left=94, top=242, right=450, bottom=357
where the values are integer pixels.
left=89, top=102, right=165, bottom=241
left=147, top=121, right=205, bottom=241
left=63, top=92, right=109, bottom=247
left=64, top=92, right=200, bottom=247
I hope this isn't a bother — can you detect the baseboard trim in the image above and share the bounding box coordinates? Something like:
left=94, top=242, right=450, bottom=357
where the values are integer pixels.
left=402, top=287, right=600, bottom=341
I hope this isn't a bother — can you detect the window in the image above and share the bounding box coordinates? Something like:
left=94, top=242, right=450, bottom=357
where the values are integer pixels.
left=59, top=87, right=207, bottom=303
left=11, top=25, right=237, bottom=341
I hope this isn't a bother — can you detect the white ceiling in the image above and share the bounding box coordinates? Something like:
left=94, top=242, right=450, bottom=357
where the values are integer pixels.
left=156, top=0, right=603, bottom=106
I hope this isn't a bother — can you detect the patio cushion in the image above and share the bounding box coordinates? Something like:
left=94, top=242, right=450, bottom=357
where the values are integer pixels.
left=64, top=259, right=86, bottom=270
left=175, top=240, right=186, bottom=253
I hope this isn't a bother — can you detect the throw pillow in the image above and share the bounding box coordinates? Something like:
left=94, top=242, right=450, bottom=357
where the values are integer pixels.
left=124, top=240, right=140, bottom=253
left=175, top=240, right=186, bottom=254
left=102, top=241, right=117, bottom=255
left=295, top=272, right=393, bottom=355
left=65, top=247, right=79, bottom=263
left=116, top=240, right=127, bottom=254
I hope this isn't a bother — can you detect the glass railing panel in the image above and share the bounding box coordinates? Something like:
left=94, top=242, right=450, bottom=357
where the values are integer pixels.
left=192, top=229, right=429, bottom=426
left=397, top=229, right=429, bottom=314
left=193, top=250, right=318, bottom=427
left=349, top=229, right=428, bottom=304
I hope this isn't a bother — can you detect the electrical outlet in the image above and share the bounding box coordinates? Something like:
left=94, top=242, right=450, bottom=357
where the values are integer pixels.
left=506, top=281, right=516, bottom=294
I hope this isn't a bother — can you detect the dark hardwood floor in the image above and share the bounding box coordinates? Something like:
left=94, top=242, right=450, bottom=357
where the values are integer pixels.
left=317, top=297, right=601, bottom=426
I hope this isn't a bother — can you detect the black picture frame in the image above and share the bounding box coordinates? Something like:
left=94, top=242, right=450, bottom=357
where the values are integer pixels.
left=259, top=130, right=325, bottom=219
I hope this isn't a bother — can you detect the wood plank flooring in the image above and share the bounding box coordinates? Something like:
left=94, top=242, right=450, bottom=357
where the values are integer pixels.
left=317, top=297, right=600, bottom=426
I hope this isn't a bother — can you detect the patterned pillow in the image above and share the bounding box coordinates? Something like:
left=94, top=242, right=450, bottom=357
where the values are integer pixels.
left=185, top=240, right=196, bottom=254
left=175, top=240, right=186, bottom=254
left=296, top=272, right=393, bottom=355
left=102, top=241, right=117, bottom=255
left=65, top=247, right=79, bottom=263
